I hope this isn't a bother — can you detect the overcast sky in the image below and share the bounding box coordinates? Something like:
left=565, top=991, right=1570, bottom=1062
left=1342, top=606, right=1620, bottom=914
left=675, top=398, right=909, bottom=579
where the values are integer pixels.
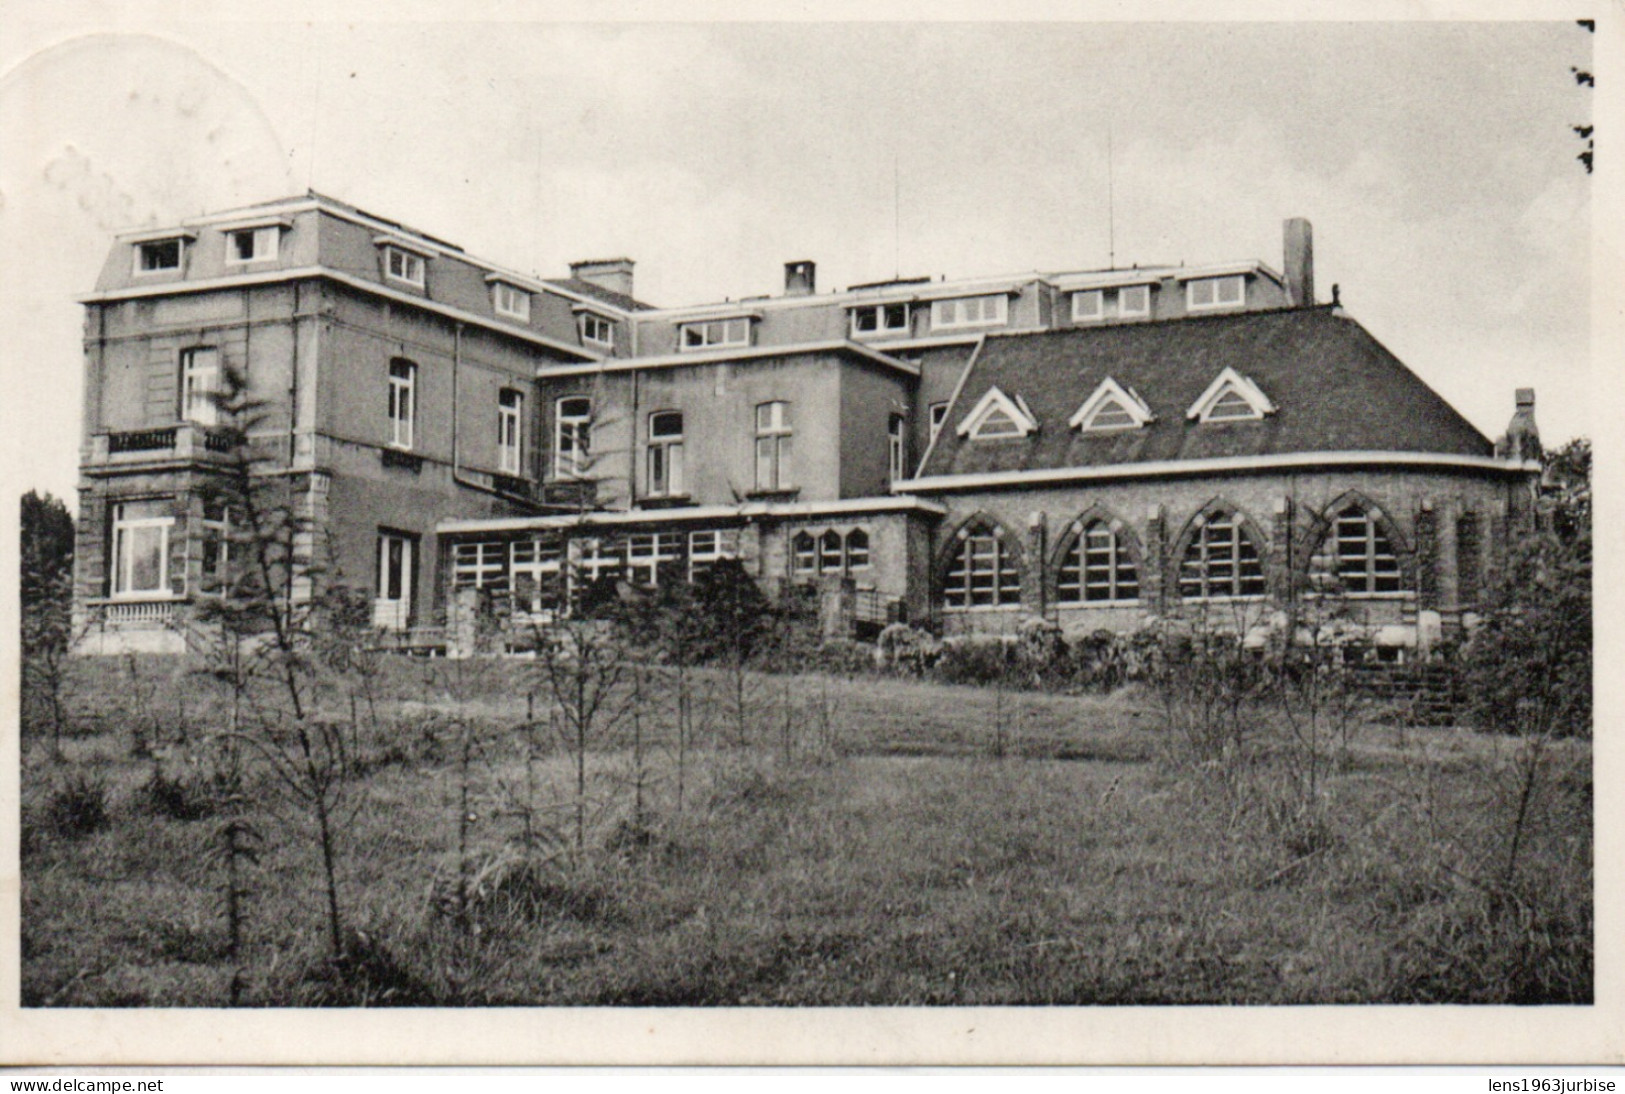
left=0, top=7, right=1601, bottom=505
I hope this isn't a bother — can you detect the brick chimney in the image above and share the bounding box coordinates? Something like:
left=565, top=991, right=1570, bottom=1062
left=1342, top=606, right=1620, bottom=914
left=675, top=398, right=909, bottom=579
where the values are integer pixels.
left=784, top=260, right=816, bottom=296
left=1283, top=218, right=1314, bottom=307
left=569, top=258, right=635, bottom=300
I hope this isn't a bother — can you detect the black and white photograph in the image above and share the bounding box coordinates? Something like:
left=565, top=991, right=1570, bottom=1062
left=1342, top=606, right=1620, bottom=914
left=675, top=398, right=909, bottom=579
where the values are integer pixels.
left=2, top=0, right=1616, bottom=1067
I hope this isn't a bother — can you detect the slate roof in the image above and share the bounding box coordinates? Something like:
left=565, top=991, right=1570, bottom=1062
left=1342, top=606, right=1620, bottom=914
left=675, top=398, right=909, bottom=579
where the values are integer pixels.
left=545, top=277, right=655, bottom=313
left=919, top=305, right=1493, bottom=479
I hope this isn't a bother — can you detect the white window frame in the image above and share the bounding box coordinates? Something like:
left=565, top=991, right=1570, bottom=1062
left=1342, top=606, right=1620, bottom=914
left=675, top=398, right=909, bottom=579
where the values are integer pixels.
left=1185, top=275, right=1245, bottom=312
left=688, top=529, right=739, bottom=580
left=680, top=317, right=752, bottom=351
left=1072, top=290, right=1105, bottom=322
left=626, top=532, right=682, bottom=586
left=197, top=501, right=235, bottom=596
left=850, top=303, right=911, bottom=337
left=110, top=502, right=175, bottom=599
left=942, top=522, right=1022, bottom=609
left=1117, top=284, right=1151, bottom=319
left=1069, top=376, right=1155, bottom=433
left=1186, top=366, right=1276, bottom=422
left=1056, top=519, right=1140, bottom=604
left=579, top=312, right=616, bottom=349
left=647, top=410, right=686, bottom=497
left=492, top=282, right=532, bottom=322
left=554, top=396, right=593, bottom=478
left=498, top=389, right=524, bottom=475
left=388, top=358, right=416, bottom=449
left=754, top=400, right=793, bottom=491
left=845, top=528, right=870, bottom=571
left=931, top=294, right=1009, bottom=330
left=791, top=531, right=818, bottom=575
left=509, top=536, right=564, bottom=617
left=225, top=226, right=279, bottom=265
left=133, top=238, right=185, bottom=276
left=956, top=386, right=1038, bottom=440
left=180, top=346, right=222, bottom=426
left=888, top=413, right=906, bottom=482
left=928, top=401, right=950, bottom=444
left=374, top=530, right=415, bottom=630
left=383, top=245, right=426, bottom=288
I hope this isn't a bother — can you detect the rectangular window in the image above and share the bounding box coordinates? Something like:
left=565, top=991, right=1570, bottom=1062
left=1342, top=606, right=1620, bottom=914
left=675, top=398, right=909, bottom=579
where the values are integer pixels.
left=647, top=410, right=685, bottom=497
left=110, top=500, right=174, bottom=597
left=374, top=530, right=415, bottom=630
left=493, top=282, right=531, bottom=322
left=688, top=529, right=739, bottom=579
left=1072, top=290, right=1105, bottom=322
left=509, top=536, right=564, bottom=616
left=134, top=239, right=183, bottom=275
left=452, top=540, right=509, bottom=593
left=573, top=537, right=624, bottom=587
left=555, top=396, right=592, bottom=478
left=931, top=294, right=1008, bottom=330
left=180, top=347, right=221, bottom=426
left=384, top=246, right=426, bottom=288
left=850, top=303, right=910, bottom=337
left=1186, top=275, right=1245, bottom=311
left=226, top=227, right=278, bottom=264
left=626, top=532, right=682, bottom=586
left=928, top=402, right=949, bottom=444
left=680, top=317, right=751, bottom=351
left=498, top=389, right=523, bottom=475
left=388, top=359, right=416, bottom=449
left=579, top=313, right=615, bottom=349
left=888, top=413, right=906, bottom=482
left=754, top=400, right=793, bottom=492
left=198, top=501, right=235, bottom=594
left=1118, top=284, right=1151, bottom=318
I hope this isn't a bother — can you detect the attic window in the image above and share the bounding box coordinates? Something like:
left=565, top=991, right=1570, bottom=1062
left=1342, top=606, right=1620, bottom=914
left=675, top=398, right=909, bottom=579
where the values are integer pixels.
left=1118, top=284, right=1150, bottom=318
left=134, top=238, right=184, bottom=275
left=680, top=317, right=751, bottom=350
left=492, top=282, right=531, bottom=322
left=1186, top=367, right=1276, bottom=423
left=1069, top=378, right=1155, bottom=432
left=383, top=246, right=426, bottom=288
left=579, top=312, right=615, bottom=348
left=957, top=386, right=1037, bottom=440
left=932, top=294, right=1008, bottom=330
left=227, top=227, right=279, bottom=264
left=1186, top=275, right=1245, bottom=312
left=1072, top=291, right=1105, bottom=322
left=851, top=303, right=910, bottom=337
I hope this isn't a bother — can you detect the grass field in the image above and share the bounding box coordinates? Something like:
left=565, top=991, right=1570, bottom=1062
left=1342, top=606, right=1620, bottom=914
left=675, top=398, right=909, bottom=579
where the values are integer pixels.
left=19, top=654, right=1592, bottom=1006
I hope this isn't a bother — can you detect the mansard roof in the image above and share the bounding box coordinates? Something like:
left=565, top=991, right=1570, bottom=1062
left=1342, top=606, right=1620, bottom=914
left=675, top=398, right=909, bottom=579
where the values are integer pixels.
left=917, top=305, right=1493, bottom=479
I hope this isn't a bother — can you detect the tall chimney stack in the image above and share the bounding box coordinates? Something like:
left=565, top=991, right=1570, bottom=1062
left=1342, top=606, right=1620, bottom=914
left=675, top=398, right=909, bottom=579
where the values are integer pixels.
left=1283, top=218, right=1314, bottom=307
left=569, top=258, right=635, bottom=300
left=784, top=260, right=816, bottom=296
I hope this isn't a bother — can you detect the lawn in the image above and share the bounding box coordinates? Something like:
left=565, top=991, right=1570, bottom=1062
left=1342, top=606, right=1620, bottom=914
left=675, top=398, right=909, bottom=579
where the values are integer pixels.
left=19, top=655, right=1592, bottom=1006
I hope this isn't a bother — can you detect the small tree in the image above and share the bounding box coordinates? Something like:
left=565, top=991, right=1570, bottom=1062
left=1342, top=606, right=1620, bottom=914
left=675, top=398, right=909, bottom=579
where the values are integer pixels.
left=20, top=490, right=76, bottom=756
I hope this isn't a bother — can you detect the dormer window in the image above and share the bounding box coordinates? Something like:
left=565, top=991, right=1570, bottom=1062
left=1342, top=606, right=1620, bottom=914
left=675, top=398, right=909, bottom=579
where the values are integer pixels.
left=680, top=317, right=751, bottom=351
left=1118, top=284, right=1150, bottom=318
left=1187, top=366, right=1276, bottom=422
left=1069, top=377, right=1155, bottom=432
left=492, top=281, right=531, bottom=322
left=134, top=238, right=184, bottom=275
left=227, top=227, right=279, bottom=264
left=380, top=243, right=427, bottom=288
left=1073, top=284, right=1152, bottom=323
left=851, top=303, right=910, bottom=337
left=1186, top=275, right=1245, bottom=312
left=1072, top=290, right=1105, bottom=322
left=957, top=386, right=1038, bottom=440
left=932, top=294, right=1008, bottom=330
left=578, top=312, right=615, bottom=349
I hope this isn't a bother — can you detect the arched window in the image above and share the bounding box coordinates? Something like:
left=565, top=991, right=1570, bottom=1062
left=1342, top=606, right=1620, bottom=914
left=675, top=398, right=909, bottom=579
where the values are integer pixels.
left=819, top=530, right=844, bottom=572
left=791, top=531, right=817, bottom=575
left=943, top=521, right=1021, bottom=608
left=1313, top=504, right=1402, bottom=594
left=845, top=528, right=870, bottom=570
left=1179, top=509, right=1266, bottom=599
left=1057, top=519, right=1139, bottom=602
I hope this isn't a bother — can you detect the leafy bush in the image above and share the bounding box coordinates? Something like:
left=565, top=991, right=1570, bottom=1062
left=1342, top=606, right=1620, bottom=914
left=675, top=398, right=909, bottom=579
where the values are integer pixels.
left=44, top=773, right=109, bottom=839
left=875, top=623, right=941, bottom=676
left=930, top=636, right=1016, bottom=687
left=141, top=765, right=217, bottom=822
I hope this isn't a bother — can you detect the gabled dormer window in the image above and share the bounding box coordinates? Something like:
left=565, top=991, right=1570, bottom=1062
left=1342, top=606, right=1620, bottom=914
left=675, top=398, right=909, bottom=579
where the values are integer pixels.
left=932, top=294, right=1008, bottom=330
left=1186, top=366, right=1276, bottom=422
left=578, top=312, right=615, bottom=349
left=492, top=281, right=531, bottom=322
left=1186, top=275, right=1245, bottom=312
left=1069, top=377, right=1155, bottom=432
left=957, top=386, right=1038, bottom=440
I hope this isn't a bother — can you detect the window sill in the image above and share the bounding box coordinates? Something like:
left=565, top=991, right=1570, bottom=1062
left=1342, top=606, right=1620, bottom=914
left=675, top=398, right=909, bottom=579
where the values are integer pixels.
left=940, top=604, right=1025, bottom=613
left=638, top=495, right=694, bottom=509
left=745, top=488, right=800, bottom=502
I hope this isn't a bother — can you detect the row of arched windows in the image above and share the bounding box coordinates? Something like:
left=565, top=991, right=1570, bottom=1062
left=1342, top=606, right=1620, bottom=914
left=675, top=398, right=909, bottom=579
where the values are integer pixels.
left=940, top=501, right=1406, bottom=609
